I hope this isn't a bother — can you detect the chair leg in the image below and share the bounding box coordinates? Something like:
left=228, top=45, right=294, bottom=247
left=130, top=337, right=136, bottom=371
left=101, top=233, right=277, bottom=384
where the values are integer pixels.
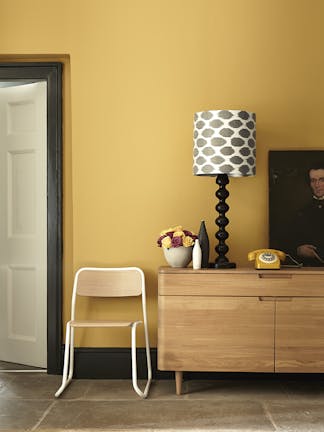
left=144, top=320, right=152, bottom=390
left=131, top=322, right=152, bottom=398
left=68, top=326, right=75, bottom=380
left=55, top=322, right=73, bottom=397
left=140, top=320, right=152, bottom=396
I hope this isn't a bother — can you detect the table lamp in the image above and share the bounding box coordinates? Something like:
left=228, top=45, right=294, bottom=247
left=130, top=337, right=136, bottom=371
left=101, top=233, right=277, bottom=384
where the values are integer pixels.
left=193, top=110, right=256, bottom=268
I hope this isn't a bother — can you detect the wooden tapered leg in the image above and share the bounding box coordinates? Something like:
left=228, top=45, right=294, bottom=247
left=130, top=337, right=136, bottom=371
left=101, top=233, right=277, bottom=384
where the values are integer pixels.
left=175, top=371, right=183, bottom=395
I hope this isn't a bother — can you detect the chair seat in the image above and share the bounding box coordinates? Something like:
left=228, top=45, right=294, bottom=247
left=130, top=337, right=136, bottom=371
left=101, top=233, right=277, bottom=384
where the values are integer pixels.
left=69, top=319, right=142, bottom=328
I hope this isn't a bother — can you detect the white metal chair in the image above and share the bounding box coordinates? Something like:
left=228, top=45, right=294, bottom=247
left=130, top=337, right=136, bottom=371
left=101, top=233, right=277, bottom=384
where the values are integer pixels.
left=55, top=267, right=152, bottom=398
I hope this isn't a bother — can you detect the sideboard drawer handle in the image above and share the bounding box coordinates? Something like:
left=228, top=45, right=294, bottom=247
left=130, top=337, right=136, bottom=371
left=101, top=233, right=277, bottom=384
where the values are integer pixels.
left=276, top=297, right=293, bottom=302
left=258, top=273, right=292, bottom=279
left=258, top=296, right=292, bottom=302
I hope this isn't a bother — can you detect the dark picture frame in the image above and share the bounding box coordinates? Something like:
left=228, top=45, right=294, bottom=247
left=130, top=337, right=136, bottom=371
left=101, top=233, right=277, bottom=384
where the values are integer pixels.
left=269, top=150, right=324, bottom=267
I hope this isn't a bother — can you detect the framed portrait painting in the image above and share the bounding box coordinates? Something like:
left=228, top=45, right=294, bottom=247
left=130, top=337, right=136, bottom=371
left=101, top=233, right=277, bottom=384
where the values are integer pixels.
left=269, top=150, right=324, bottom=267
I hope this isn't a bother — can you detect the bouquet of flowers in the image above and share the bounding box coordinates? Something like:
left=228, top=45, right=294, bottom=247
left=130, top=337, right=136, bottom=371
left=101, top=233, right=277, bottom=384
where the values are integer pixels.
left=157, top=225, right=197, bottom=249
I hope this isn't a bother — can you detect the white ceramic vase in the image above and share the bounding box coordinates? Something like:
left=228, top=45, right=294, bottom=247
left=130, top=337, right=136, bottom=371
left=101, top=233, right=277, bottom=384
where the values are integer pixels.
left=192, top=239, right=202, bottom=269
left=163, top=246, right=193, bottom=268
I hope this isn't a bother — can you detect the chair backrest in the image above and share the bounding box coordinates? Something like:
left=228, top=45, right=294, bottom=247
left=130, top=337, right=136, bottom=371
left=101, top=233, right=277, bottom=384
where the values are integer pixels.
left=75, top=267, right=143, bottom=297
left=70, top=267, right=147, bottom=323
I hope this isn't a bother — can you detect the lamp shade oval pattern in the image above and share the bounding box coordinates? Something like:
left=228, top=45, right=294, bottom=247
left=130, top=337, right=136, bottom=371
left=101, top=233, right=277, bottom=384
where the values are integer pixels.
left=193, top=110, right=256, bottom=177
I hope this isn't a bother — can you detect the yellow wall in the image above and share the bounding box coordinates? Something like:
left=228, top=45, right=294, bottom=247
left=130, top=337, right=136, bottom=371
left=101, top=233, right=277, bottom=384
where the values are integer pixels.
left=1, top=0, right=324, bottom=347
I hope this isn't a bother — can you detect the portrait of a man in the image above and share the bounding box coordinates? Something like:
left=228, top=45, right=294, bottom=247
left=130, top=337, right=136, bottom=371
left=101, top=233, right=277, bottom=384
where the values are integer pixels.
left=269, top=151, right=324, bottom=266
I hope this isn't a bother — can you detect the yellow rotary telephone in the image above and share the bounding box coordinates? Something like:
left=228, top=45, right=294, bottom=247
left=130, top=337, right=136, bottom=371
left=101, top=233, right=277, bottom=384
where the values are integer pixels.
left=248, top=249, right=286, bottom=270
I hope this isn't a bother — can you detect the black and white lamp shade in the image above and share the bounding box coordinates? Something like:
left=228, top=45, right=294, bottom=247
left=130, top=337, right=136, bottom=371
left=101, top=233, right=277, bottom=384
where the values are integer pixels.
left=193, top=110, right=256, bottom=177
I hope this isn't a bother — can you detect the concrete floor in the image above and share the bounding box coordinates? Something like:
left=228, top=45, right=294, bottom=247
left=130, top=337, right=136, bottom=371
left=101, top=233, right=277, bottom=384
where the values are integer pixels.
left=1, top=373, right=324, bottom=431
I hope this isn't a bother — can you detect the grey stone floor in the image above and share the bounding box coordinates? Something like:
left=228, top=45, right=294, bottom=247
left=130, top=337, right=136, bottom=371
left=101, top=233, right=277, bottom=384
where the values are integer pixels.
left=0, top=361, right=43, bottom=371
left=2, top=373, right=324, bottom=431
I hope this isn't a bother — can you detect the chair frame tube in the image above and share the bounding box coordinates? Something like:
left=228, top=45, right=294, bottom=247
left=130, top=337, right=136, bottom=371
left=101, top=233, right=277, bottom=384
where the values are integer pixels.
left=55, top=267, right=152, bottom=399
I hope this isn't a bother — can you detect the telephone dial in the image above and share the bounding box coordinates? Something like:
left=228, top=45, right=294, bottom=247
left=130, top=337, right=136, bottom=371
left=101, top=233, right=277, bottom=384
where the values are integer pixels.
left=248, top=249, right=286, bottom=270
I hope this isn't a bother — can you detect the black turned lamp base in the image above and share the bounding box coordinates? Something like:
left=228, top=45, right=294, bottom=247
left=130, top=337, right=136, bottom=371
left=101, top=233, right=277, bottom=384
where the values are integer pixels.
left=214, top=174, right=236, bottom=269
left=207, top=262, right=236, bottom=268
left=214, top=261, right=236, bottom=269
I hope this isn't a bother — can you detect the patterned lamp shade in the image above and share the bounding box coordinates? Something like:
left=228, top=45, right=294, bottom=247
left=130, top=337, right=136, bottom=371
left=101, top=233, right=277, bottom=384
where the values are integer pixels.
left=193, top=110, right=256, bottom=177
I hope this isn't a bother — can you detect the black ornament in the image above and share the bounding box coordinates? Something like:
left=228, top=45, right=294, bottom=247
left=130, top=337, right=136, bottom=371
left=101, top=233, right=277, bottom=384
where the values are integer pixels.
left=198, top=220, right=210, bottom=268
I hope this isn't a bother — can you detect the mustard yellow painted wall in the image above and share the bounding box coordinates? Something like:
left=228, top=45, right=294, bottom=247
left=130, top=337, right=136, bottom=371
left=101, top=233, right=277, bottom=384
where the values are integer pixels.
left=1, top=0, right=324, bottom=347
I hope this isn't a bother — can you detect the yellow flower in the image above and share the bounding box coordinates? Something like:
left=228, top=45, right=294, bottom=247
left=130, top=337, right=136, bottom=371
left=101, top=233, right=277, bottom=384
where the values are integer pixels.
left=173, top=230, right=184, bottom=238
left=183, top=236, right=194, bottom=247
left=161, top=236, right=172, bottom=248
left=160, top=225, right=183, bottom=236
left=172, top=225, right=183, bottom=232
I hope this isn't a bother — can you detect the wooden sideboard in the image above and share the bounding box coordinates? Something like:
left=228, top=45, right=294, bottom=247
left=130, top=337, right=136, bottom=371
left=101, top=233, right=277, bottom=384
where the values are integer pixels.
left=158, top=266, right=324, bottom=395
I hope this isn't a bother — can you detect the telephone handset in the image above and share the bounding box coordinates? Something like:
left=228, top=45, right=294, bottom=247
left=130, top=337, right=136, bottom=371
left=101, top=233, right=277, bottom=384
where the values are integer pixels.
left=248, top=249, right=286, bottom=269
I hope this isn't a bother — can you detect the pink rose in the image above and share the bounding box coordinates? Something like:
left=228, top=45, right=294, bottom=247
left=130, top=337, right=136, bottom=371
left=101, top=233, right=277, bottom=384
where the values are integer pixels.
left=171, top=236, right=182, bottom=247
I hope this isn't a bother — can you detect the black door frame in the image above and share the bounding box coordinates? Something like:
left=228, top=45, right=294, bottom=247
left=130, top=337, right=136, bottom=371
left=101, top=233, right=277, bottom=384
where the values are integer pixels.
left=0, top=62, right=63, bottom=374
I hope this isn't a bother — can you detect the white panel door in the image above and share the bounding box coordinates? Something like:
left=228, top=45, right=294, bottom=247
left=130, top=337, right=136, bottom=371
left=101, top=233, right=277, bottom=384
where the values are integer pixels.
left=0, top=82, right=47, bottom=367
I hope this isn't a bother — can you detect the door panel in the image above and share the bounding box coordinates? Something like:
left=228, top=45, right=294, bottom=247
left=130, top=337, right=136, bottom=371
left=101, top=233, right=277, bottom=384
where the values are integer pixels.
left=275, top=298, right=324, bottom=372
left=0, top=82, right=47, bottom=367
left=8, top=266, right=36, bottom=341
left=8, top=150, right=36, bottom=236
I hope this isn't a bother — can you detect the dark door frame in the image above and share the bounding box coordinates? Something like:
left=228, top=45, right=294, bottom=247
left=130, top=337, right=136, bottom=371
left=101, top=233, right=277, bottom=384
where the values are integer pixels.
left=0, top=62, right=63, bottom=374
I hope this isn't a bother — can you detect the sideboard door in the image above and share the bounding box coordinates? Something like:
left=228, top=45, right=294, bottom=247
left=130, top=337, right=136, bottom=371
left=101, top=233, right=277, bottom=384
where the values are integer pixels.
left=158, top=296, right=275, bottom=372
left=275, top=297, right=324, bottom=372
